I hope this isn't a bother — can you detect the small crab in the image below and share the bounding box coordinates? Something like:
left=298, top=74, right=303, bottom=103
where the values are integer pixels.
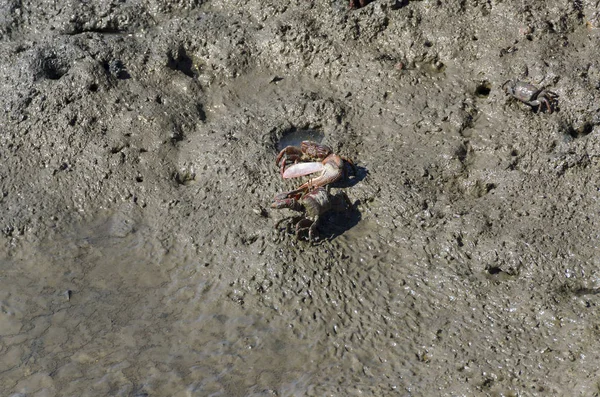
left=503, top=80, right=558, bottom=114
left=275, top=141, right=355, bottom=191
left=271, top=187, right=352, bottom=242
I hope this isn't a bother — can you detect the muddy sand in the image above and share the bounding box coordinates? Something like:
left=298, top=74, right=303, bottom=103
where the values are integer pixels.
left=2, top=0, right=600, bottom=395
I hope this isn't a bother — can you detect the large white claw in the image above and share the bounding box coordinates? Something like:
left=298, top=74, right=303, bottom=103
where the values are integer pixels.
left=282, top=162, right=324, bottom=179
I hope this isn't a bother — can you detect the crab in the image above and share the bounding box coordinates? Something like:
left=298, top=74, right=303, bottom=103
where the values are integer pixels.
left=271, top=187, right=352, bottom=242
left=275, top=141, right=355, bottom=191
left=503, top=80, right=558, bottom=114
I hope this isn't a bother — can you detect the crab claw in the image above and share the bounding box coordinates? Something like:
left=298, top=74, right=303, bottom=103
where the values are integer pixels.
left=280, top=154, right=346, bottom=190
left=271, top=189, right=305, bottom=212
left=282, top=161, right=324, bottom=179
left=270, top=197, right=299, bottom=210
left=276, top=141, right=334, bottom=176
left=275, top=141, right=355, bottom=190
left=297, top=154, right=345, bottom=190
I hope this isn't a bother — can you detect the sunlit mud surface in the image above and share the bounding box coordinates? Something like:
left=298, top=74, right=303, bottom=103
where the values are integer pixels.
left=2, top=0, right=600, bottom=395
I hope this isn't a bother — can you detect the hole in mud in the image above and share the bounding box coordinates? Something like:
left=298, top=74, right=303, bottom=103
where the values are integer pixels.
left=167, top=48, right=196, bottom=78
left=104, top=60, right=130, bottom=79
left=89, top=83, right=99, bottom=92
left=566, top=122, right=593, bottom=139
left=455, top=144, right=468, bottom=162
left=349, top=0, right=373, bottom=7
left=276, top=128, right=324, bottom=151
left=475, top=81, right=491, bottom=97
left=40, top=55, right=68, bottom=80
left=455, top=235, right=464, bottom=247
left=171, top=127, right=184, bottom=143
left=487, top=266, right=502, bottom=275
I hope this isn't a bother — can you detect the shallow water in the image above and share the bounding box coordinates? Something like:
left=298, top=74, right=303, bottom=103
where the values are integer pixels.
left=0, top=213, right=318, bottom=396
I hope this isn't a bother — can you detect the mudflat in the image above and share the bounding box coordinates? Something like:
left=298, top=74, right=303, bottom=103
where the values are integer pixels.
left=1, top=1, right=600, bottom=395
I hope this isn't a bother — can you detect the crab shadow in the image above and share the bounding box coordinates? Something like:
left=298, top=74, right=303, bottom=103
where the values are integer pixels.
left=313, top=164, right=367, bottom=241
left=331, top=164, right=368, bottom=189
left=313, top=200, right=362, bottom=242
left=276, top=164, right=367, bottom=243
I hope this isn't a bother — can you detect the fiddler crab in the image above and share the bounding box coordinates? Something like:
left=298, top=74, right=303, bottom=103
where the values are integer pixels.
left=271, top=187, right=352, bottom=242
left=275, top=140, right=355, bottom=191
left=271, top=140, right=356, bottom=242
left=503, top=80, right=558, bottom=114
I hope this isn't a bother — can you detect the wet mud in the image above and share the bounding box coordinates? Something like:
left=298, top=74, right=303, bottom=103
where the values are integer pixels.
left=2, top=0, right=600, bottom=395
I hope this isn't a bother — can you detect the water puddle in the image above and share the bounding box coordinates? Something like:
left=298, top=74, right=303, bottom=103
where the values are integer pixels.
left=0, top=209, right=316, bottom=396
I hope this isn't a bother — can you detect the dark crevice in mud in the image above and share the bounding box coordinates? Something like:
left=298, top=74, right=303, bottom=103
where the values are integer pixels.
left=390, top=0, right=409, bottom=10
left=196, top=103, right=207, bottom=122
left=455, top=234, right=464, bottom=247
left=559, top=283, right=600, bottom=297
left=455, top=144, right=469, bottom=164
left=573, top=287, right=600, bottom=296
left=485, top=263, right=518, bottom=278
left=349, top=0, right=373, bottom=8
left=39, top=55, right=69, bottom=80
left=110, top=144, right=128, bottom=154
left=483, top=182, right=496, bottom=195
left=487, top=266, right=502, bottom=275
left=66, top=27, right=126, bottom=36
left=170, top=126, right=185, bottom=144
left=103, top=60, right=131, bottom=80
left=565, top=122, right=593, bottom=139
left=485, top=263, right=519, bottom=280
left=167, top=48, right=196, bottom=78
left=475, top=81, right=491, bottom=97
